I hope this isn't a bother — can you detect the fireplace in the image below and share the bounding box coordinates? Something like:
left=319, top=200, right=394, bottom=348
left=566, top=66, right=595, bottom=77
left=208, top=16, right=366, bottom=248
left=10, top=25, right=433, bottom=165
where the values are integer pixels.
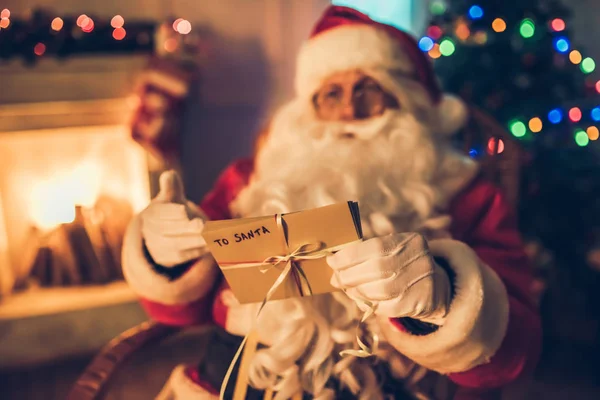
left=0, top=99, right=151, bottom=297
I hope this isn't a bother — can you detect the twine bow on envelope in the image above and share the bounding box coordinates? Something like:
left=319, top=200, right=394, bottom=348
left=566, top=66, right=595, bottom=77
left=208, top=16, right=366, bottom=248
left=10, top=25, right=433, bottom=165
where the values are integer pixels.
left=219, top=214, right=378, bottom=400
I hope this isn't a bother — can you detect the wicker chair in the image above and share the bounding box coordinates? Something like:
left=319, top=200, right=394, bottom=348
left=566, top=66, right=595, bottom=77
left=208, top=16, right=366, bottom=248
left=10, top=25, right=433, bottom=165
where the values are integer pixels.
left=67, top=107, right=523, bottom=400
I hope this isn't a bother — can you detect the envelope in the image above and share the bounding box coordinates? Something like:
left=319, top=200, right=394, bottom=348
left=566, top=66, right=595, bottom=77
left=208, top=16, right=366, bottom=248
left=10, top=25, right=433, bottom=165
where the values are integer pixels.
left=202, top=202, right=363, bottom=304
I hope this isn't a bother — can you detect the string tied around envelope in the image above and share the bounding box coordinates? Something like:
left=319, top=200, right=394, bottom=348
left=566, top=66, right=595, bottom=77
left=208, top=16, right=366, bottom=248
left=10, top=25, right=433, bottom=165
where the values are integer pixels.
left=219, top=214, right=378, bottom=400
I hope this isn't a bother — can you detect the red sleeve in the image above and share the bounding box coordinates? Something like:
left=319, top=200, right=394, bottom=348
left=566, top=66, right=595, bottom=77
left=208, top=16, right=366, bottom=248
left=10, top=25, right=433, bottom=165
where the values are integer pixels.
left=200, top=158, right=254, bottom=220
left=448, top=179, right=542, bottom=390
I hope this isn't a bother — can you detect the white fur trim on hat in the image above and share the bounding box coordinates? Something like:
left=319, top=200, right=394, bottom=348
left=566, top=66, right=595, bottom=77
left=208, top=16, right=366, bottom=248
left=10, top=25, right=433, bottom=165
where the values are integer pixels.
left=156, top=365, right=218, bottom=400
left=295, top=25, right=414, bottom=99
left=378, top=239, right=510, bottom=374
left=122, top=213, right=219, bottom=305
left=436, top=94, right=470, bottom=135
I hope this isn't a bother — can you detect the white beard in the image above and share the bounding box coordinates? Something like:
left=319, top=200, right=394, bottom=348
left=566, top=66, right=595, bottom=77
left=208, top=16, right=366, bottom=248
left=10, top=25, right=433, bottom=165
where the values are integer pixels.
left=227, top=99, right=473, bottom=399
left=232, top=98, right=454, bottom=238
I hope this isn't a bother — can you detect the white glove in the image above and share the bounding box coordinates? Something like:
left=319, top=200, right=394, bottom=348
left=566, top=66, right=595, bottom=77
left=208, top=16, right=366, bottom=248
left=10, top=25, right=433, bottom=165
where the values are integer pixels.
left=327, top=233, right=451, bottom=324
left=141, top=170, right=207, bottom=267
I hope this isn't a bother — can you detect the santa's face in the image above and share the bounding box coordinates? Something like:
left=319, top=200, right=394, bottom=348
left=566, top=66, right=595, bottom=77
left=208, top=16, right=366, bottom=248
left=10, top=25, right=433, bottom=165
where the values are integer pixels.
left=232, top=70, right=447, bottom=237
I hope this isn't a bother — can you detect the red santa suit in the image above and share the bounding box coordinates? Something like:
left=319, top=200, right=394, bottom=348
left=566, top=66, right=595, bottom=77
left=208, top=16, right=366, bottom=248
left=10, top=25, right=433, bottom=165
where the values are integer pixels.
left=122, top=6, right=542, bottom=400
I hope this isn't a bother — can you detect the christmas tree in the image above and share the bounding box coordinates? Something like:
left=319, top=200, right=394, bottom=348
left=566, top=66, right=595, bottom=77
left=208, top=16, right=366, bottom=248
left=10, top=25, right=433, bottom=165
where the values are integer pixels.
left=423, top=0, right=600, bottom=347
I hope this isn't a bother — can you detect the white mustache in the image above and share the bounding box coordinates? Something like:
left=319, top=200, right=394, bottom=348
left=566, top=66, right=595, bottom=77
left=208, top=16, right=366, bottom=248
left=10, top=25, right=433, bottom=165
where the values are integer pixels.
left=309, top=110, right=396, bottom=141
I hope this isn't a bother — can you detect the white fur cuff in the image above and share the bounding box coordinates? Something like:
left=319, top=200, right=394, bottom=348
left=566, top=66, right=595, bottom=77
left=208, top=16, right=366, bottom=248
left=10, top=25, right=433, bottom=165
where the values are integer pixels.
left=122, top=214, right=218, bottom=305
left=379, top=239, right=509, bottom=374
left=156, top=365, right=218, bottom=400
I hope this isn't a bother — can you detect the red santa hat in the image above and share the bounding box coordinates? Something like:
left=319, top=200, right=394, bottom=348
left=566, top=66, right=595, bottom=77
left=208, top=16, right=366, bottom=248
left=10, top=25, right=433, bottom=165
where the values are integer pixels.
left=295, top=6, right=468, bottom=135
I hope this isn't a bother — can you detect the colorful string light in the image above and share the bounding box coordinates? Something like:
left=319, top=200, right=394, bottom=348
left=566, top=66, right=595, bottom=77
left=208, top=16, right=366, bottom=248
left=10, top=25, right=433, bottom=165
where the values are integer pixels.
left=529, top=117, right=543, bottom=133
left=51, top=17, right=63, bottom=31
left=581, top=57, right=596, bottom=73
left=111, top=15, right=124, bottom=29
left=591, top=107, right=600, bottom=122
left=574, top=130, right=589, bottom=146
left=554, top=37, right=570, bottom=53
left=569, top=50, right=582, bottom=64
left=468, top=5, right=484, bottom=20
left=418, top=36, right=435, bottom=52
left=430, top=1, right=446, bottom=16
left=510, top=120, right=527, bottom=137
left=487, top=137, right=505, bottom=154
left=112, top=27, right=126, bottom=40
left=569, top=107, right=582, bottom=122
left=492, top=18, right=506, bottom=33
left=548, top=109, right=563, bottom=124
left=455, top=23, right=470, bottom=40
left=439, top=38, right=456, bottom=56
left=427, top=25, right=443, bottom=40
left=551, top=18, right=566, bottom=32
left=587, top=126, right=599, bottom=141
left=34, top=43, right=46, bottom=56
left=519, top=19, right=535, bottom=38
left=428, top=43, right=442, bottom=59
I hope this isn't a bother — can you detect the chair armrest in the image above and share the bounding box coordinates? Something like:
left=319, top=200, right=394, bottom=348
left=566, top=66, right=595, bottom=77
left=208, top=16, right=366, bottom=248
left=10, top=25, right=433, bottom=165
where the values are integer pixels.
left=67, top=320, right=181, bottom=400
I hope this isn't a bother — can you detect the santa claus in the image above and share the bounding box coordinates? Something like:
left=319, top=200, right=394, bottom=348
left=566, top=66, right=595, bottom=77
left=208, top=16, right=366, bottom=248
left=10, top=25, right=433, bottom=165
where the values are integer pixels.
left=122, top=6, right=541, bottom=400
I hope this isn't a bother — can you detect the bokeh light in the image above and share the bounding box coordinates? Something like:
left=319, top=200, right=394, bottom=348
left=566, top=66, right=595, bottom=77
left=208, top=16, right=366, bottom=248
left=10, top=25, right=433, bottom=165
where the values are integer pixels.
left=430, top=1, right=446, bottom=15
left=172, top=18, right=183, bottom=31
left=487, top=137, right=505, bottom=155
left=428, top=43, right=441, bottom=59
left=81, top=18, right=94, bottom=33
left=164, top=38, right=178, bottom=53
left=596, top=80, right=600, bottom=94
left=591, top=107, right=600, bottom=122
left=569, top=107, right=582, bottom=122
left=548, top=108, right=563, bottom=124
left=569, top=50, right=582, bottom=64
left=113, top=27, right=126, bottom=40
left=51, top=17, right=64, bottom=32
left=554, top=37, right=570, bottom=53
left=439, top=39, right=456, bottom=56
left=529, top=117, right=543, bottom=133
left=76, top=14, right=88, bottom=27
left=176, top=20, right=192, bottom=35
left=418, top=37, right=434, bottom=52
left=34, top=43, right=46, bottom=56
left=509, top=120, right=527, bottom=137
left=551, top=18, right=566, bottom=32
left=468, top=5, right=484, bottom=20
left=0, top=18, right=9, bottom=29
left=587, top=126, right=599, bottom=141
left=427, top=25, right=443, bottom=40
left=455, top=23, right=470, bottom=41
left=581, top=57, right=596, bottom=74
left=492, top=18, right=506, bottom=33
left=519, top=19, right=535, bottom=38
left=574, top=130, right=589, bottom=146
left=111, top=15, right=125, bottom=29
left=0, top=9, right=9, bottom=19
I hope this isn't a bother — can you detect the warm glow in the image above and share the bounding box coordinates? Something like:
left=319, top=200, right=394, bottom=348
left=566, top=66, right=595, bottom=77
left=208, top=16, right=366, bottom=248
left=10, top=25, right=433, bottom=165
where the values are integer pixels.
left=551, top=18, right=566, bottom=32
left=492, top=18, right=506, bottom=32
left=176, top=20, right=192, bottom=35
left=487, top=138, right=505, bottom=155
left=455, top=23, right=470, bottom=40
left=113, top=27, right=126, bottom=40
left=111, top=15, right=125, bottom=29
left=82, top=18, right=94, bottom=33
left=0, top=125, right=150, bottom=231
left=34, top=43, right=46, bottom=56
left=172, top=18, right=184, bottom=31
left=76, top=14, right=88, bottom=27
left=51, top=17, right=64, bottom=31
left=587, top=126, right=599, bottom=141
left=0, top=9, right=9, bottom=19
left=0, top=18, right=10, bottom=29
left=569, top=107, right=582, bottom=122
left=428, top=43, right=441, bottom=59
left=529, top=117, right=543, bottom=133
left=164, top=38, right=178, bottom=53
left=569, top=50, right=582, bottom=64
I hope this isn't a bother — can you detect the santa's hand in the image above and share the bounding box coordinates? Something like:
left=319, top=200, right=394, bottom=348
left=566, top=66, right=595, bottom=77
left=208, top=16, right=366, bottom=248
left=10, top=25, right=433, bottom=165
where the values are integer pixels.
left=327, top=233, right=451, bottom=324
left=141, top=170, right=207, bottom=267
